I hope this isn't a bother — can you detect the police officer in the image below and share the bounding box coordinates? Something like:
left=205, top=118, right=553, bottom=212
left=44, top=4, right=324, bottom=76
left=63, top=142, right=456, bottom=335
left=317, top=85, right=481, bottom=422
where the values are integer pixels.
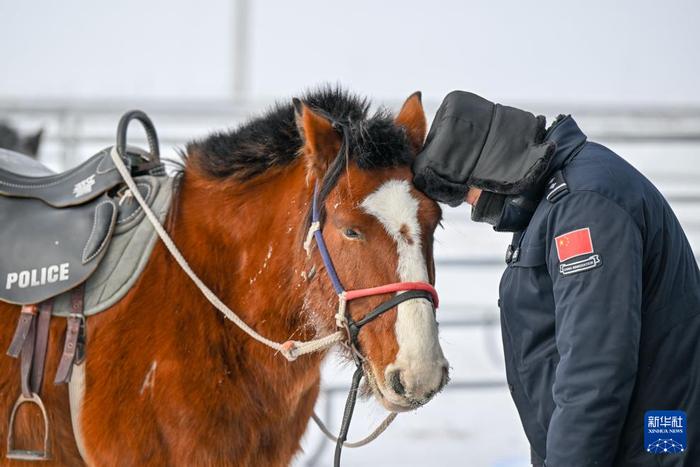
left=413, top=91, right=700, bottom=466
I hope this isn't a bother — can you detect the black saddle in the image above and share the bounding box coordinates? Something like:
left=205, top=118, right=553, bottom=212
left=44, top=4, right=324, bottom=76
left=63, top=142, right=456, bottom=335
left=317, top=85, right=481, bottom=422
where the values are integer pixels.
left=0, top=112, right=162, bottom=305
left=1, top=110, right=163, bottom=462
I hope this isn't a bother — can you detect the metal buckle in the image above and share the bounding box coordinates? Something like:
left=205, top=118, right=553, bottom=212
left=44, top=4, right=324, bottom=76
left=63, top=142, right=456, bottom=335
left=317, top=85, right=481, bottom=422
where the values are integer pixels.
left=6, top=392, right=50, bottom=461
left=68, top=313, right=85, bottom=323
left=21, top=304, right=39, bottom=316
left=335, top=294, right=364, bottom=365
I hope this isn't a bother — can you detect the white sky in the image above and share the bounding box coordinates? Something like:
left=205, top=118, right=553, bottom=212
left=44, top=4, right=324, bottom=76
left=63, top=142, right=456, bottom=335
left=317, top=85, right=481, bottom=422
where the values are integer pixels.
left=1, top=0, right=699, bottom=105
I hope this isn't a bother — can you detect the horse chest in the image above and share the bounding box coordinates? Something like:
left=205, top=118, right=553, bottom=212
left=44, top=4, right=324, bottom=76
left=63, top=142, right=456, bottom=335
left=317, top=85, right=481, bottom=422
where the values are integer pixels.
left=144, top=365, right=320, bottom=465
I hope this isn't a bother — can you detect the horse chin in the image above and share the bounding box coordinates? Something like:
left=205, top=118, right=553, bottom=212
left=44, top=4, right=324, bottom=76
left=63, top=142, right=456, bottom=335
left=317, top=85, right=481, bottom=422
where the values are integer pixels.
left=362, top=364, right=423, bottom=413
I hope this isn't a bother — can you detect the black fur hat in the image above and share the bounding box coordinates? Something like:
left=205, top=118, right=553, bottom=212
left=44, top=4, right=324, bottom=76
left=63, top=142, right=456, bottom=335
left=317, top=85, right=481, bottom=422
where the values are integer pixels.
left=413, top=91, right=556, bottom=206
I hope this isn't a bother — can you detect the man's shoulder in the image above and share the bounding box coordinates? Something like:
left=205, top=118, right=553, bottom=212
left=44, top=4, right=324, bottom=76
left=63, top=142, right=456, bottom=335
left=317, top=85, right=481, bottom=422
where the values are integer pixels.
left=555, top=142, right=652, bottom=218
left=530, top=141, right=660, bottom=238
left=565, top=142, right=640, bottom=194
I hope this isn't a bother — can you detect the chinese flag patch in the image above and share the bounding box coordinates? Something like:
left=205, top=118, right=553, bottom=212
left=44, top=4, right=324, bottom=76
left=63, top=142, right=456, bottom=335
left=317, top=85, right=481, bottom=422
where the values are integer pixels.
left=555, top=228, right=594, bottom=262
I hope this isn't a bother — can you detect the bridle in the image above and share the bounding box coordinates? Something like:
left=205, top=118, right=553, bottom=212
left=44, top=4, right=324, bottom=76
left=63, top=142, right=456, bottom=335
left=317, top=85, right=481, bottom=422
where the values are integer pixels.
left=109, top=112, right=440, bottom=467
left=302, top=121, right=439, bottom=466
left=304, top=178, right=439, bottom=359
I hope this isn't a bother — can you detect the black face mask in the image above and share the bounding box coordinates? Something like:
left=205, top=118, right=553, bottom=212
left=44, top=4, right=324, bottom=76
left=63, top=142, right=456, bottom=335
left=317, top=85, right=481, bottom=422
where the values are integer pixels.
left=471, top=190, right=540, bottom=232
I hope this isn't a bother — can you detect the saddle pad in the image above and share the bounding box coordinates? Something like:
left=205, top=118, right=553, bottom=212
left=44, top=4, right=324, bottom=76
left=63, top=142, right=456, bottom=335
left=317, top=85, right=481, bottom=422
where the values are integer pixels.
left=51, top=175, right=175, bottom=317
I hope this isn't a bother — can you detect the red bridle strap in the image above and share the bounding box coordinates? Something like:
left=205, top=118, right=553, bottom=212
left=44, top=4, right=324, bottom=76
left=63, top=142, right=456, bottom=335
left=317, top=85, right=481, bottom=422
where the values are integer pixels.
left=343, top=282, right=439, bottom=309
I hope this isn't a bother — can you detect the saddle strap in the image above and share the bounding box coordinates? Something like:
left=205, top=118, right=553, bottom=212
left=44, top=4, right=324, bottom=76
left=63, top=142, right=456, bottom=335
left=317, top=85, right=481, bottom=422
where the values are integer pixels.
left=6, top=304, right=37, bottom=358
left=54, top=286, right=85, bottom=385
left=19, top=312, right=37, bottom=398
left=30, top=301, right=53, bottom=393
left=6, top=301, right=53, bottom=398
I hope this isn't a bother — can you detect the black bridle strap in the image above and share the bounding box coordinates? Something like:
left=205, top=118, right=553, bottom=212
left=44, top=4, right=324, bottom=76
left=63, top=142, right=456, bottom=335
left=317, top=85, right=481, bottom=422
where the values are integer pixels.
left=348, top=290, right=434, bottom=341
left=334, top=365, right=364, bottom=467
left=353, top=290, right=433, bottom=328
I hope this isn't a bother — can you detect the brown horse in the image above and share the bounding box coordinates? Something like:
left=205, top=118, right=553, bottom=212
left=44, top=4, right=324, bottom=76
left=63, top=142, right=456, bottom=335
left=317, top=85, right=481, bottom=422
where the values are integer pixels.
left=0, top=88, right=448, bottom=466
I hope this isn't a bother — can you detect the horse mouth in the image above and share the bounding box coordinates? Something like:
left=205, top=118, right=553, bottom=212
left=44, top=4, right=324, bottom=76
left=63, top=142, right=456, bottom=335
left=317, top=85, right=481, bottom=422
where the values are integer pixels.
left=362, top=364, right=433, bottom=413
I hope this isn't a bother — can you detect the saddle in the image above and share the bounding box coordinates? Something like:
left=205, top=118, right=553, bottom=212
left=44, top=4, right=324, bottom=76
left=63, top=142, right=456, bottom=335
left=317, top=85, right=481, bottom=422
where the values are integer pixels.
left=0, top=111, right=168, bottom=461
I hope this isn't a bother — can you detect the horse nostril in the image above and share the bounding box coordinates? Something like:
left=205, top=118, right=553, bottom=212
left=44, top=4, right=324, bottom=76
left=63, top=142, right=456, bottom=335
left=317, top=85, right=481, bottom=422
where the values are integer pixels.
left=388, top=369, right=405, bottom=396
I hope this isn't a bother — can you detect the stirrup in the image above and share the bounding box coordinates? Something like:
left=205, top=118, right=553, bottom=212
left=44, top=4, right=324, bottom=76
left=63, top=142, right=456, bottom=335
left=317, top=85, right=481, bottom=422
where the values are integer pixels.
left=6, top=392, right=50, bottom=461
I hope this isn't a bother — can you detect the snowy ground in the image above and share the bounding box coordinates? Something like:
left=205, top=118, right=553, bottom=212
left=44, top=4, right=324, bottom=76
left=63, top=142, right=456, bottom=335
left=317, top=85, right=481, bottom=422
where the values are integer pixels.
left=293, top=141, right=700, bottom=467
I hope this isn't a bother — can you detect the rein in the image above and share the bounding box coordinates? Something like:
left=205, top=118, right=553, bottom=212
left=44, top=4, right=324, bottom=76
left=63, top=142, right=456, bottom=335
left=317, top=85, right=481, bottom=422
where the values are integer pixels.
left=109, top=112, right=439, bottom=466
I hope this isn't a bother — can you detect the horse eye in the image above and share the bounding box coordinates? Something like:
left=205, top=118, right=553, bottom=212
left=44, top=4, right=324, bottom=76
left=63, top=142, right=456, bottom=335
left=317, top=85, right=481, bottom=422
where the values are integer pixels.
left=343, top=228, right=362, bottom=240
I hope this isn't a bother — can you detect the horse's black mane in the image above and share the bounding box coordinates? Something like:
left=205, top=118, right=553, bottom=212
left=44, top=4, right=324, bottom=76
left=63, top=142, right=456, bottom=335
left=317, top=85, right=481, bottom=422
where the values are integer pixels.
left=186, top=86, right=412, bottom=181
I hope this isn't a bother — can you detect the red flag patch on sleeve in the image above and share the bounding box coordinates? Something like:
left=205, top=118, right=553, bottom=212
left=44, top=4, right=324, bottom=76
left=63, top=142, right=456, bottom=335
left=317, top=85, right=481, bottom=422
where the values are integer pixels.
left=555, top=228, right=594, bottom=262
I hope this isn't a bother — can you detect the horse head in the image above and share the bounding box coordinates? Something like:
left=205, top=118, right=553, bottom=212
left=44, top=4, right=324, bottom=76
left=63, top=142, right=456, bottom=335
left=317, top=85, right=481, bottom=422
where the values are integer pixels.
left=293, top=92, right=449, bottom=412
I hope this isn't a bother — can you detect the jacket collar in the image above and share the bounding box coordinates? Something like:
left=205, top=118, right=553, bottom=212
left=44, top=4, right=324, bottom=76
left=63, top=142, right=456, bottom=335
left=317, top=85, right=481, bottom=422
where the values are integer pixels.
left=544, top=115, right=588, bottom=176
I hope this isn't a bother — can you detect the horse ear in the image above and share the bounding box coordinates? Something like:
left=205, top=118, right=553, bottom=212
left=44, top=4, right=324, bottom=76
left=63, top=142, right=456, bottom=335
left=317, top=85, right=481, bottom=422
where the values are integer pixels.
left=395, top=91, right=427, bottom=154
left=293, top=98, right=341, bottom=179
left=23, top=128, right=43, bottom=157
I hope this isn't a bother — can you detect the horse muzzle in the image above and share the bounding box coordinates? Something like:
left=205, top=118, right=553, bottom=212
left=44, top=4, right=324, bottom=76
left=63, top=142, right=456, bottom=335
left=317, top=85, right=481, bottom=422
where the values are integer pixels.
left=367, top=358, right=450, bottom=412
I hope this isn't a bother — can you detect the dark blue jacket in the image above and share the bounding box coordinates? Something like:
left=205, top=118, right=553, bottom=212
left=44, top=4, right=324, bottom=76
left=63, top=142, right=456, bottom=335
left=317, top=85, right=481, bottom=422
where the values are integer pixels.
left=499, top=116, right=700, bottom=466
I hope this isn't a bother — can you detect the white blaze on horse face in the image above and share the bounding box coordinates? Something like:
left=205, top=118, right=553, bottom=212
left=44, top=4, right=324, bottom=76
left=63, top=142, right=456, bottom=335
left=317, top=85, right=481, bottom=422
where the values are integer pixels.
left=361, top=180, right=447, bottom=404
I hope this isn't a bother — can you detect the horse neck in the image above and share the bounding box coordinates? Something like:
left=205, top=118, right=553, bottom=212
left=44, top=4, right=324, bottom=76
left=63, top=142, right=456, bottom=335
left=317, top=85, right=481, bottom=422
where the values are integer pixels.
left=162, top=161, right=323, bottom=372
